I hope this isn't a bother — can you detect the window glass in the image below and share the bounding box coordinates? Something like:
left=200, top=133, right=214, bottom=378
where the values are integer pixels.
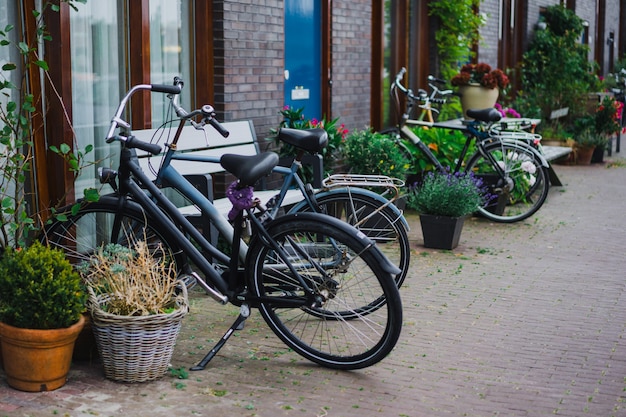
left=70, top=1, right=122, bottom=194
left=0, top=1, right=18, bottom=206
left=150, top=0, right=192, bottom=126
left=0, top=1, right=18, bottom=110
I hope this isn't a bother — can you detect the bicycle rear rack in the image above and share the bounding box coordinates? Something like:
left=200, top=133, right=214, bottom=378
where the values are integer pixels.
left=322, top=174, right=405, bottom=204
left=489, top=129, right=542, bottom=145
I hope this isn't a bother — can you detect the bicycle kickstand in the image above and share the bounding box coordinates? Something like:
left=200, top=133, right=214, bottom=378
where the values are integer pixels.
left=190, top=303, right=251, bottom=371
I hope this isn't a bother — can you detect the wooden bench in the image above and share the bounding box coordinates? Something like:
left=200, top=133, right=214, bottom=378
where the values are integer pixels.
left=132, top=120, right=322, bottom=220
left=540, top=145, right=572, bottom=186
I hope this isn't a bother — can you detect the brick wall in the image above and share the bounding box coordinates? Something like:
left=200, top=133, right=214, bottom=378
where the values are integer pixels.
left=478, top=1, right=499, bottom=68
left=329, top=0, right=372, bottom=132
left=213, top=0, right=285, bottom=146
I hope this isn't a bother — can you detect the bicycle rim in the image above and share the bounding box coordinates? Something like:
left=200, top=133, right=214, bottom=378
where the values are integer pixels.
left=247, top=214, right=402, bottom=370
left=292, top=191, right=410, bottom=288
left=466, top=141, right=550, bottom=223
left=41, top=198, right=184, bottom=270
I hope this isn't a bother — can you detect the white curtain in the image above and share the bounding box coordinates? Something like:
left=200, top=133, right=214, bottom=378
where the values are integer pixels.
left=70, top=1, right=122, bottom=195
left=150, top=0, right=192, bottom=127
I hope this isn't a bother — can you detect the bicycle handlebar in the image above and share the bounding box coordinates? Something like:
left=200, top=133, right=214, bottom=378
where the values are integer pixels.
left=168, top=83, right=230, bottom=138
left=105, top=82, right=183, bottom=142
left=393, top=68, right=451, bottom=105
left=119, top=135, right=163, bottom=155
left=105, top=77, right=230, bottom=154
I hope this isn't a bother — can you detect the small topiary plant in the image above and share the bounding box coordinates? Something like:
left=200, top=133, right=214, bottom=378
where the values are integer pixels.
left=0, top=241, right=86, bottom=329
left=344, top=128, right=411, bottom=179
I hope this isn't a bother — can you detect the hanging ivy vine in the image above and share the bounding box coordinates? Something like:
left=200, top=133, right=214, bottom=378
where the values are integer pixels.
left=428, top=0, right=485, bottom=81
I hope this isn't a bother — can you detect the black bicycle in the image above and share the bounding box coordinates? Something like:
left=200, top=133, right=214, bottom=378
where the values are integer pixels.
left=42, top=80, right=403, bottom=371
left=386, top=68, right=551, bottom=223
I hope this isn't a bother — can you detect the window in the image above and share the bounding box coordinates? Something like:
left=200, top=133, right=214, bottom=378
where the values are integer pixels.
left=149, top=0, right=192, bottom=126
left=69, top=1, right=193, bottom=194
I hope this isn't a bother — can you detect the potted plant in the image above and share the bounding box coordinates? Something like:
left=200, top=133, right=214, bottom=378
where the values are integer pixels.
left=343, top=128, right=411, bottom=180
left=515, top=5, right=600, bottom=133
left=0, top=241, right=86, bottom=391
left=270, top=105, right=349, bottom=180
left=590, top=95, right=622, bottom=162
left=406, top=171, right=488, bottom=250
left=450, top=63, right=510, bottom=119
left=569, top=96, right=621, bottom=165
left=79, top=240, right=188, bottom=383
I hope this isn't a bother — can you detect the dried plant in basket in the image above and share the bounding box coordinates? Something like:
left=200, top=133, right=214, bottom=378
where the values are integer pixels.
left=80, top=240, right=182, bottom=316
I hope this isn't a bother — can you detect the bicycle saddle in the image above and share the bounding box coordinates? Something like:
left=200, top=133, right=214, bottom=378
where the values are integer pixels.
left=220, top=152, right=279, bottom=187
left=277, top=128, right=328, bottom=154
left=466, top=108, right=502, bottom=123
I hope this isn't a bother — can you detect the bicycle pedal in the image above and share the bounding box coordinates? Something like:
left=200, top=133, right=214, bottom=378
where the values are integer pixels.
left=178, top=273, right=197, bottom=290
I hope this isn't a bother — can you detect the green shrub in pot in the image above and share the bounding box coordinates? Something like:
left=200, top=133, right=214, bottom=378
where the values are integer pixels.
left=0, top=241, right=85, bottom=329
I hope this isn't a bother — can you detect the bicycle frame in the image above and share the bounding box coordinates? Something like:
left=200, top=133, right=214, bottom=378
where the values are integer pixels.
left=114, top=142, right=346, bottom=309
left=116, top=147, right=231, bottom=301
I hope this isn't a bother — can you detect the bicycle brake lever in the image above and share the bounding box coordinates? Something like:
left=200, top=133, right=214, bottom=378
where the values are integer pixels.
left=187, top=119, right=210, bottom=146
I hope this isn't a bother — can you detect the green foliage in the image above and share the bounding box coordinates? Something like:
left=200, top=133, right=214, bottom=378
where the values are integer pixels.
left=516, top=5, right=600, bottom=130
left=344, top=128, right=410, bottom=179
left=603, top=58, right=626, bottom=90
left=405, top=126, right=473, bottom=172
left=594, top=96, right=622, bottom=136
left=0, top=1, right=97, bottom=249
left=406, top=171, right=487, bottom=217
left=0, top=241, right=85, bottom=329
left=428, top=0, right=485, bottom=81
left=571, top=96, right=621, bottom=148
left=270, top=106, right=348, bottom=180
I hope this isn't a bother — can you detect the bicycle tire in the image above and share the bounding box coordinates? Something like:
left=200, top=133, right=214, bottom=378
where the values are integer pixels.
left=246, top=212, right=403, bottom=370
left=41, top=196, right=186, bottom=272
left=465, top=140, right=550, bottom=223
left=289, top=190, right=410, bottom=289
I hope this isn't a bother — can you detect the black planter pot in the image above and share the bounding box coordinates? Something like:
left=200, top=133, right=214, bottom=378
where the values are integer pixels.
left=419, top=214, right=466, bottom=250
left=591, top=145, right=605, bottom=163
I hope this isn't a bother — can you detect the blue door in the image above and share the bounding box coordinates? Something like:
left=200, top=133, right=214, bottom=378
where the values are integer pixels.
left=284, top=0, right=321, bottom=120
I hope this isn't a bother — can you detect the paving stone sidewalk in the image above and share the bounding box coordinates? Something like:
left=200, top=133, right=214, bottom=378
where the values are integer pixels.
left=1, top=155, right=625, bottom=417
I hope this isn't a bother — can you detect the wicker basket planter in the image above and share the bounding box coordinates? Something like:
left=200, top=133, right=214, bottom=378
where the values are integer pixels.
left=87, top=285, right=188, bottom=383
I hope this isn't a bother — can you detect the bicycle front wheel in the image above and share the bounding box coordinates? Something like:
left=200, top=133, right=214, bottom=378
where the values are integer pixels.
left=41, top=196, right=185, bottom=270
left=246, top=213, right=403, bottom=370
left=466, top=140, right=550, bottom=223
left=290, top=190, right=410, bottom=288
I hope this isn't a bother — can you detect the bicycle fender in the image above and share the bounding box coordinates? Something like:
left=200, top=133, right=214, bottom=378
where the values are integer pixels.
left=500, top=140, right=550, bottom=168
left=288, top=187, right=410, bottom=231
left=266, top=212, right=402, bottom=278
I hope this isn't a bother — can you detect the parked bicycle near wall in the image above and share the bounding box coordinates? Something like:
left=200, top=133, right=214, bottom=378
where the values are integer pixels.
left=164, top=92, right=410, bottom=290
left=385, top=68, right=551, bottom=223
left=42, top=79, right=403, bottom=371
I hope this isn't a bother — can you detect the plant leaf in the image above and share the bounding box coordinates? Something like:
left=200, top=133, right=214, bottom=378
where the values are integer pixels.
left=83, top=188, right=100, bottom=202
left=35, top=60, right=49, bottom=70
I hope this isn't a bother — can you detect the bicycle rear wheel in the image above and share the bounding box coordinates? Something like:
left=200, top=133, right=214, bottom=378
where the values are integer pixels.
left=289, top=190, right=410, bottom=288
left=246, top=213, right=403, bottom=370
left=41, top=196, right=185, bottom=272
left=466, top=140, right=550, bottom=223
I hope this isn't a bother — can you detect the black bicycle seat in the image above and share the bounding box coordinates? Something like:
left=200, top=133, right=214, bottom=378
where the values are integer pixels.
left=220, top=152, right=279, bottom=186
left=278, top=128, right=328, bottom=154
left=466, top=108, right=502, bottom=123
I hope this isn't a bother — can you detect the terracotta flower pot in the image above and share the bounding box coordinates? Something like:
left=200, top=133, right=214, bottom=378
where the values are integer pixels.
left=575, top=145, right=595, bottom=165
left=0, top=315, right=85, bottom=392
left=458, top=84, right=500, bottom=120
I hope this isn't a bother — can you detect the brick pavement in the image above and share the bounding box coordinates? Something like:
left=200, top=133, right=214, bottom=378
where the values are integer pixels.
left=1, top=154, right=626, bottom=417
